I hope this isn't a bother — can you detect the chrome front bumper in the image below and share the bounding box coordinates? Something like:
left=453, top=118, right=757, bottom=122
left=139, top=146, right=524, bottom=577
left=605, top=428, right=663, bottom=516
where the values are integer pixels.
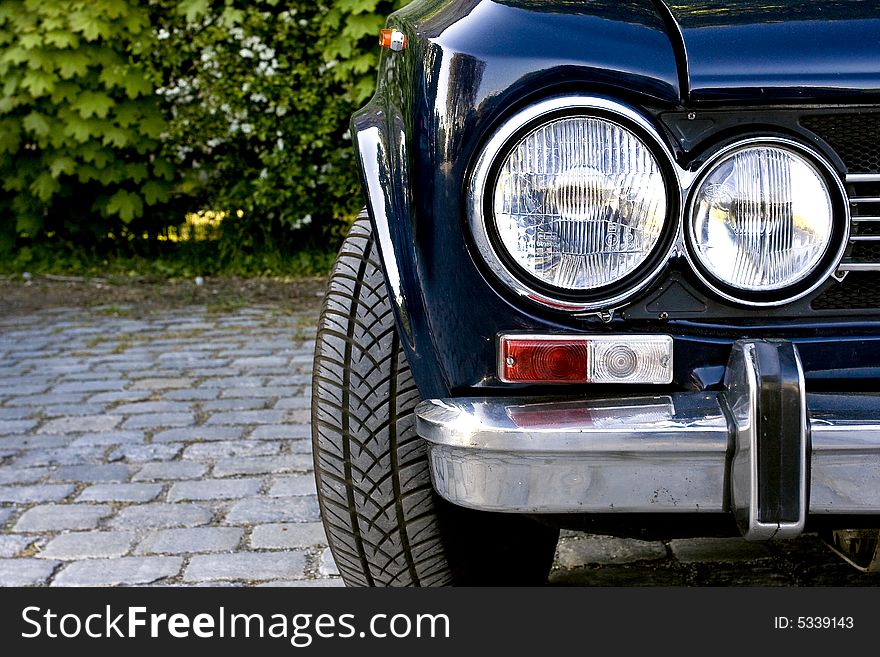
left=415, top=340, right=880, bottom=539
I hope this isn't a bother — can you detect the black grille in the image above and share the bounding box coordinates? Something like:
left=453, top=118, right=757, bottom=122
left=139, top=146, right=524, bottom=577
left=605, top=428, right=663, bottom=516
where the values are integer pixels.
left=801, top=113, right=880, bottom=173
left=812, top=273, right=880, bottom=310
left=850, top=241, right=880, bottom=262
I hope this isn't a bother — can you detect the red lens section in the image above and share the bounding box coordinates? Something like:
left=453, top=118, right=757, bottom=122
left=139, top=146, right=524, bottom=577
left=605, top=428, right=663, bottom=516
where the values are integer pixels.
left=501, top=337, right=589, bottom=383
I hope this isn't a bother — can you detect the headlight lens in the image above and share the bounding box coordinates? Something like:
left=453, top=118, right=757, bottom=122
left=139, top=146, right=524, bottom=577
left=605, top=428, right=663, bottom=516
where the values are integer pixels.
left=688, top=145, right=834, bottom=292
left=492, top=116, right=667, bottom=290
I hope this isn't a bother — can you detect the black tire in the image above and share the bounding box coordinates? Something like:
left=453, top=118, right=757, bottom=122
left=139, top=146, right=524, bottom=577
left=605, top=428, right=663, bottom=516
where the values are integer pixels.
left=312, top=212, right=559, bottom=586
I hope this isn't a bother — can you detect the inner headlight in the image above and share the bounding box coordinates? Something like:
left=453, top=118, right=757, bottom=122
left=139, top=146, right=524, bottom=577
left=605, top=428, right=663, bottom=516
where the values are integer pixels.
left=688, top=144, right=836, bottom=295
left=491, top=116, right=668, bottom=291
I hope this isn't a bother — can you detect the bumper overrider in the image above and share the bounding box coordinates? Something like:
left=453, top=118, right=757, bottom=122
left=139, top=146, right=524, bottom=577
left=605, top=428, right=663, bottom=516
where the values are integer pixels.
left=415, top=340, right=880, bottom=540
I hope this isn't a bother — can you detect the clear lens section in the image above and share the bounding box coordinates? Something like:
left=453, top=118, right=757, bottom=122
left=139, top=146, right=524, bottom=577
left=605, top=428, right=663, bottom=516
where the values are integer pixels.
left=493, top=117, right=667, bottom=290
left=689, top=146, right=834, bottom=291
left=589, top=336, right=673, bottom=385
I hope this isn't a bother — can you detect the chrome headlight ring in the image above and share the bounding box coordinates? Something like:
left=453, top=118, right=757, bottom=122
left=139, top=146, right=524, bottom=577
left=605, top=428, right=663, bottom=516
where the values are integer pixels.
left=683, top=137, right=850, bottom=307
left=467, top=96, right=680, bottom=313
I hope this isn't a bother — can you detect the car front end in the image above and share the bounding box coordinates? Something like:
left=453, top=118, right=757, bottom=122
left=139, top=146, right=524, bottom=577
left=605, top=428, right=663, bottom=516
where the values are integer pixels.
left=337, top=0, right=880, bottom=579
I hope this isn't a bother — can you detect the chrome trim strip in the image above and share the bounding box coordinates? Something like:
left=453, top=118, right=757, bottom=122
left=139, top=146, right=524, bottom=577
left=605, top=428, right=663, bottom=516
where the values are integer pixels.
left=849, top=198, right=880, bottom=204
left=838, top=262, right=880, bottom=271
left=467, top=95, right=681, bottom=313
left=847, top=173, right=880, bottom=183
left=682, top=138, right=850, bottom=308
left=850, top=234, right=880, bottom=241
left=850, top=215, right=880, bottom=222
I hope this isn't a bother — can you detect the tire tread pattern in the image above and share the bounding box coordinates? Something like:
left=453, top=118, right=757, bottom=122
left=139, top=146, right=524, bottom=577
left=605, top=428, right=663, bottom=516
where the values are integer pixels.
left=312, top=214, right=453, bottom=587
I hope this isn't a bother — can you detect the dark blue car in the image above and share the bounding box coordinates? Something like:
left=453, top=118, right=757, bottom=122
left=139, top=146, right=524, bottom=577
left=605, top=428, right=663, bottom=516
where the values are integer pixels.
left=311, top=0, right=880, bottom=585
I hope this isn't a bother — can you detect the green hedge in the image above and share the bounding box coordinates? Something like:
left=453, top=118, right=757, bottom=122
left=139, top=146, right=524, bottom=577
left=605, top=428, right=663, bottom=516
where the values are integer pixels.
left=0, top=0, right=406, bottom=260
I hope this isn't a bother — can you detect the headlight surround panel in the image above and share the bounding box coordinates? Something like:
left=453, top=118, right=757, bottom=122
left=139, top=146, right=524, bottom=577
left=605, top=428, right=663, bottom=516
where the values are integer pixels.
left=468, top=97, right=681, bottom=312
left=469, top=98, right=850, bottom=313
left=683, top=138, right=850, bottom=307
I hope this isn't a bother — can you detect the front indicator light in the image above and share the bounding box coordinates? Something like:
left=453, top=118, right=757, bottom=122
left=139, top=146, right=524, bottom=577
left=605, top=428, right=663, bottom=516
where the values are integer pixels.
left=499, top=334, right=673, bottom=384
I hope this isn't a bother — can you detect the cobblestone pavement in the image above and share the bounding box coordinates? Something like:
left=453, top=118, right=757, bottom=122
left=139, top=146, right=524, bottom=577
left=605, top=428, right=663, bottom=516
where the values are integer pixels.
left=0, top=300, right=878, bottom=586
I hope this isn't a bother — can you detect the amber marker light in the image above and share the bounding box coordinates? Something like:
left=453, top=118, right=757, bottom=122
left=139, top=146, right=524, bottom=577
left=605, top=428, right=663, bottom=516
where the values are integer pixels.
left=379, top=29, right=406, bottom=51
left=500, top=336, right=590, bottom=383
left=499, top=334, right=673, bottom=384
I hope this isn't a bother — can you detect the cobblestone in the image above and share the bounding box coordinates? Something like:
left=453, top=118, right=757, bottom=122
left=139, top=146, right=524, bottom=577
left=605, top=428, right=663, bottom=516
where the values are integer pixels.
left=0, top=535, right=33, bottom=557
left=152, top=426, right=243, bottom=443
left=225, top=496, right=320, bottom=525
left=212, top=455, right=312, bottom=477
left=77, top=483, right=163, bottom=502
left=184, top=551, right=307, bottom=582
left=168, top=478, right=262, bottom=501
left=250, top=522, right=327, bottom=549
left=132, top=462, right=207, bottom=481
left=110, top=503, right=213, bottom=529
left=39, top=531, right=136, bottom=560
left=14, top=504, right=113, bottom=532
left=51, top=464, right=132, bottom=483
left=122, top=413, right=196, bottom=430
left=0, top=484, right=75, bottom=503
left=267, top=474, right=317, bottom=497
left=0, top=558, right=59, bottom=586
left=53, top=556, right=182, bottom=586
left=205, top=410, right=286, bottom=426
left=137, top=527, right=244, bottom=555
left=38, top=415, right=120, bottom=434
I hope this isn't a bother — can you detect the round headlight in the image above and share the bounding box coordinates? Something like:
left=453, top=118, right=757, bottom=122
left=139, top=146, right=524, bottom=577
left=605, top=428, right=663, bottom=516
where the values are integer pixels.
left=687, top=143, right=838, bottom=297
left=491, top=116, right=668, bottom=291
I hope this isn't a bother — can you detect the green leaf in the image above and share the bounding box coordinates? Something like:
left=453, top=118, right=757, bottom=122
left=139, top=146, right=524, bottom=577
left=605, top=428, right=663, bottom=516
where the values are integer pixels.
left=72, top=90, right=114, bottom=119
left=122, top=70, right=152, bottom=99
left=1, top=45, right=29, bottom=66
left=343, top=14, right=384, bottom=41
left=0, top=119, right=21, bottom=154
left=49, top=155, right=76, bottom=178
left=50, top=81, right=79, bottom=103
left=56, top=52, right=91, bottom=79
left=78, top=142, right=113, bottom=167
left=336, top=0, right=380, bottom=14
left=30, top=172, right=61, bottom=202
left=69, top=10, right=110, bottom=41
left=106, top=189, right=143, bottom=222
left=177, top=0, right=211, bottom=22
left=101, top=125, right=131, bottom=148
left=21, top=69, right=55, bottom=96
left=63, top=114, right=96, bottom=142
left=139, top=113, right=166, bottom=139
left=125, top=162, right=148, bottom=183
left=22, top=111, right=50, bottom=137
left=114, top=102, right=140, bottom=127
left=94, top=0, right=129, bottom=20
left=220, top=7, right=245, bottom=26
left=19, top=32, right=42, bottom=50
left=44, top=30, right=80, bottom=49
left=142, top=180, right=170, bottom=205
left=153, top=158, right=175, bottom=181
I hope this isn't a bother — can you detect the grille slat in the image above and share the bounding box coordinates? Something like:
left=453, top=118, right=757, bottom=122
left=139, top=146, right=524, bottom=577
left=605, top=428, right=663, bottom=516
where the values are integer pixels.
left=840, top=176, right=880, bottom=271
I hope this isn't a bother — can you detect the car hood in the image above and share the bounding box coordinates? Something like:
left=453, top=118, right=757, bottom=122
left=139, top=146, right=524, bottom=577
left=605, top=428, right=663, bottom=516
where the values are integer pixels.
left=662, top=0, right=880, bottom=103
